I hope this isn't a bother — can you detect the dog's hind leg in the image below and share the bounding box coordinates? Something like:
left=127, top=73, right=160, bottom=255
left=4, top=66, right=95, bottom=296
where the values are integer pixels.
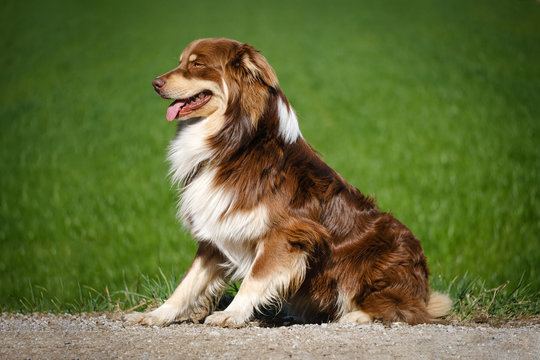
left=123, top=242, right=227, bottom=326
left=204, top=228, right=312, bottom=328
left=355, top=288, right=431, bottom=325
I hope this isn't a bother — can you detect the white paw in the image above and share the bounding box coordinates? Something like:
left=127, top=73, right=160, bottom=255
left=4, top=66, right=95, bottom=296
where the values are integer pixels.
left=204, top=311, right=249, bottom=328
left=122, top=312, right=146, bottom=324
left=339, top=310, right=372, bottom=324
left=123, top=304, right=179, bottom=327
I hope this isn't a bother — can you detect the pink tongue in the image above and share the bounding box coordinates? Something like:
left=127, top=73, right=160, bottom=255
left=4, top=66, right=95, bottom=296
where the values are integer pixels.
left=166, top=101, right=185, bottom=121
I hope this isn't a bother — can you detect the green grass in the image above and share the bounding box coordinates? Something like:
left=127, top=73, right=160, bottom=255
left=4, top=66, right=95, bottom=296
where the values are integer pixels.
left=1, top=0, right=539, bottom=318
left=13, top=270, right=539, bottom=323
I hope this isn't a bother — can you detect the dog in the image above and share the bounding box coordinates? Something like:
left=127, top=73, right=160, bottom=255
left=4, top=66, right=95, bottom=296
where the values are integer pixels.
left=124, top=38, right=452, bottom=327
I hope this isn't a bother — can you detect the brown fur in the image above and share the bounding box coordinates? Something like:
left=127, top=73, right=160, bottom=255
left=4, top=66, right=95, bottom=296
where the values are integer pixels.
left=125, top=38, right=451, bottom=327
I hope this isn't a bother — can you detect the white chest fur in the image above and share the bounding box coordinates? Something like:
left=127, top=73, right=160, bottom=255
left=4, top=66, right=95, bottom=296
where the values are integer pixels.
left=179, top=167, right=269, bottom=243
left=168, top=119, right=214, bottom=184
left=168, top=120, right=270, bottom=276
left=179, top=167, right=269, bottom=278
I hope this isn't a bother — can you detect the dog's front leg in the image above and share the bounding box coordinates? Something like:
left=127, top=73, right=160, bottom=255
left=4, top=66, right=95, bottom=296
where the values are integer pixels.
left=204, top=235, right=308, bottom=328
left=123, top=242, right=227, bottom=326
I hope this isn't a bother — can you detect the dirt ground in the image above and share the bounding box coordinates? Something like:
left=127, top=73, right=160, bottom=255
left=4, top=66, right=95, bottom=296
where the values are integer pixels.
left=1, top=313, right=539, bottom=359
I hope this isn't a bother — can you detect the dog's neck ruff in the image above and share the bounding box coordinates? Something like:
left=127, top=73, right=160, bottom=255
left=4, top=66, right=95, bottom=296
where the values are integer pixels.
left=168, top=93, right=302, bottom=186
left=167, top=116, right=215, bottom=186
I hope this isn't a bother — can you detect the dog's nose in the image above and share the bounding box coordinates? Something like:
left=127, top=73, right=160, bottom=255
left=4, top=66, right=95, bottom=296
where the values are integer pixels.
left=152, top=77, right=166, bottom=90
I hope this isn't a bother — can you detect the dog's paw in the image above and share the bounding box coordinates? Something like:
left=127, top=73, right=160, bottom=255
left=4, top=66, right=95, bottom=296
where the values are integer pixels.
left=204, top=311, right=249, bottom=328
left=122, top=312, right=146, bottom=324
left=123, top=304, right=179, bottom=327
left=338, top=310, right=372, bottom=324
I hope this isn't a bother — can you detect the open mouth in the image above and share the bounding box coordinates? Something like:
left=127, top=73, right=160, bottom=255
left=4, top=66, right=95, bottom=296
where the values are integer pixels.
left=166, top=91, right=213, bottom=121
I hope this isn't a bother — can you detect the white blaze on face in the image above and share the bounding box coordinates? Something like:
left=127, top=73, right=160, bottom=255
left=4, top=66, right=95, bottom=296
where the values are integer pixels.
left=277, top=98, right=302, bottom=144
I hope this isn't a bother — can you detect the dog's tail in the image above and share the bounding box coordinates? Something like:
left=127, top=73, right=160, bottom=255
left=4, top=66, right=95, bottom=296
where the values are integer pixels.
left=426, top=292, right=453, bottom=318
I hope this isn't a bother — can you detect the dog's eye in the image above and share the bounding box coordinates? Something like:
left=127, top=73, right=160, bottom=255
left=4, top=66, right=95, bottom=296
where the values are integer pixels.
left=191, top=62, right=204, bottom=69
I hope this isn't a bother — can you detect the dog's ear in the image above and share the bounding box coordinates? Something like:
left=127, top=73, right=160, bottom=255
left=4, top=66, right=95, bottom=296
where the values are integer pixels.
left=229, top=44, right=278, bottom=88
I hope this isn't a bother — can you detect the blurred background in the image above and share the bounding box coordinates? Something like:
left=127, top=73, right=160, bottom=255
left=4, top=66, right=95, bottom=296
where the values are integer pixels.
left=1, top=0, right=539, bottom=312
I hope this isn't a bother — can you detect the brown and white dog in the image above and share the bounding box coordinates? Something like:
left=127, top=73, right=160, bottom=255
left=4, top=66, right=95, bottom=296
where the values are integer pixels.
left=124, top=38, right=452, bottom=327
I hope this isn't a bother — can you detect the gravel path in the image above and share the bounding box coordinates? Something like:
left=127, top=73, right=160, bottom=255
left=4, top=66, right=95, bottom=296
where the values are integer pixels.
left=1, top=313, right=539, bottom=359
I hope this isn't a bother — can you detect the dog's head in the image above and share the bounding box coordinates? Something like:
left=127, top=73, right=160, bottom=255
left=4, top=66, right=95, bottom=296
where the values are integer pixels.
left=153, top=38, right=278, bottom=125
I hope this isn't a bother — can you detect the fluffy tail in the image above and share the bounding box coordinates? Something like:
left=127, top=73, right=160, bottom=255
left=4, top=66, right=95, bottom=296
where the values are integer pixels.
left=426, top=292, right=453, bottom=318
